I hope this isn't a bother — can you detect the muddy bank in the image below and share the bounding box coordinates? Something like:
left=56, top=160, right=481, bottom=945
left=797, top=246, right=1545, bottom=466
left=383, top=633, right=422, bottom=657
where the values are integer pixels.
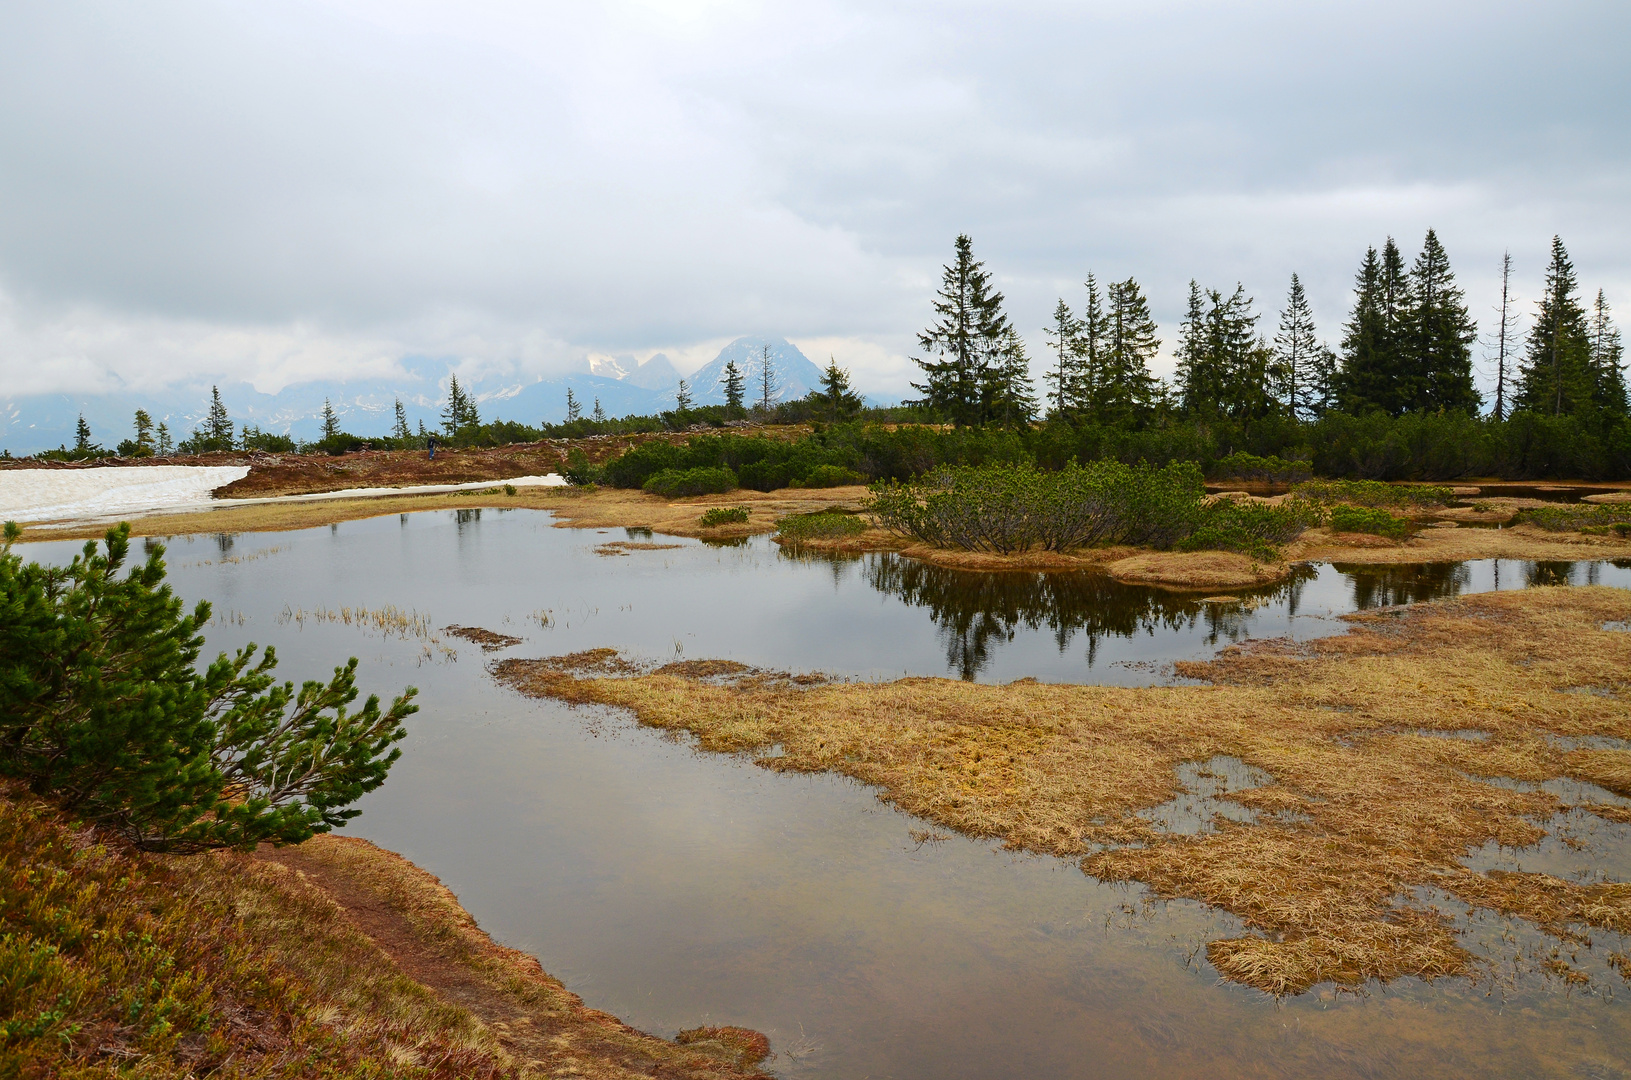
left=496, top=586, right=1631, bottom=997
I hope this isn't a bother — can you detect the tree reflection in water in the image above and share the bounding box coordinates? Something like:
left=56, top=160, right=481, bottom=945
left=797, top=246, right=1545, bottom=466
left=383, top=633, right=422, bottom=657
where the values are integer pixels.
left=862, top=557, right=1319, bottom=680
left=1336, top=562, right=1473, bottom=608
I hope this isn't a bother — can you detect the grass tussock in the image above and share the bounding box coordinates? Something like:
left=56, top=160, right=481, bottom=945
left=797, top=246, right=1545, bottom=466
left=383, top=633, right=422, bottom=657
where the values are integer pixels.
left=496, top=587, right=1631, bottom=997
left=0, top=784, right=774, bottom=1078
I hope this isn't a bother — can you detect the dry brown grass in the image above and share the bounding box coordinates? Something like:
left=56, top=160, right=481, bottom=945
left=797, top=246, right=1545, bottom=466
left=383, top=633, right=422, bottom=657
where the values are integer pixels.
left=1285, top=522, right=1631, bottom=565
left=495, top=586, right=1631, bottom=997
left=1103, top=551, right=1289, bottom=590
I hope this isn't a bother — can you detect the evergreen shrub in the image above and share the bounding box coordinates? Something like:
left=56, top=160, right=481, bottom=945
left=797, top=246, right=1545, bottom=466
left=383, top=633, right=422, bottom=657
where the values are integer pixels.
left=1292, top=479, right=1453, bottom=509
left=1326, top=505, right=1413, bottom=539
left=0, top=523, right=414, bottom=852
left=642, top=466, right=737, bottom=497
left=791, top=464, right=864, bottom=488
left=776, top=510, right=866, bottom=541
left=699, top=506, right=750, bottom=527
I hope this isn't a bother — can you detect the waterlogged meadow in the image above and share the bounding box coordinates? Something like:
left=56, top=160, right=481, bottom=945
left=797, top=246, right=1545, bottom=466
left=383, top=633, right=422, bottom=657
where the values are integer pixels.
left=17, top=509, right=1631, bottom=1079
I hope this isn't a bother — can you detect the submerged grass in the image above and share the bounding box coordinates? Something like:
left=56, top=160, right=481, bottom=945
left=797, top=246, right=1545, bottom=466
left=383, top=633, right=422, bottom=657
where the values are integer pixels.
left=495, top=586, right=1631, bottom=997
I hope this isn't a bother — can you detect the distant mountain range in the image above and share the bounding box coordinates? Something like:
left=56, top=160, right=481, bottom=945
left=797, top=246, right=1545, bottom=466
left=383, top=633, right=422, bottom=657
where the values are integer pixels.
left=0, top=337, right=854, bottom=455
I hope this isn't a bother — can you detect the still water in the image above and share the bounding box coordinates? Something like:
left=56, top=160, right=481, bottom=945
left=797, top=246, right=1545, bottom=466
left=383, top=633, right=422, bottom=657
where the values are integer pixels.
left=25, top=510, right=1631, bottom=1078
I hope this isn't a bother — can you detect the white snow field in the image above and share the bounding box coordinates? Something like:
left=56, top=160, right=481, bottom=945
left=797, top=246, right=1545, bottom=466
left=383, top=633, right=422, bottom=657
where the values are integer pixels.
left=0, top=466, right=251, bottom=523
left=0, top=466, right=569, bottom=526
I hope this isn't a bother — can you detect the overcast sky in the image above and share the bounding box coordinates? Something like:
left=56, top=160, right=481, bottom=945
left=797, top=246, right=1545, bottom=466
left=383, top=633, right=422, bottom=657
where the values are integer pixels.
left=2, top=0, right=1627, bottom=402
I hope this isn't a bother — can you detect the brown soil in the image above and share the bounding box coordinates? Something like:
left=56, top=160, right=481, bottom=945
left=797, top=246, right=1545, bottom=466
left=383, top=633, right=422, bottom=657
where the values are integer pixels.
left=258, top=836, right=772, bottom=1077
left=494, top=586, right=1631, bottom=998
left=445, top=625, right=524, bottom=650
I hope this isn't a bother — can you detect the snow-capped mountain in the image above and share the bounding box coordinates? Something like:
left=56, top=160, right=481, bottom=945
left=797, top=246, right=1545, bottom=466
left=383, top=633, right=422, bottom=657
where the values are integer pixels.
left=681, top=337, right=827, bottom=406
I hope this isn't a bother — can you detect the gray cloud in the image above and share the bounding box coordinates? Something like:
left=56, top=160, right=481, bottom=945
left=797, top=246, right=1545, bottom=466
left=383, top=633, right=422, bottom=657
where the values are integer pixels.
left=1, top=0, right=1626, bottom=400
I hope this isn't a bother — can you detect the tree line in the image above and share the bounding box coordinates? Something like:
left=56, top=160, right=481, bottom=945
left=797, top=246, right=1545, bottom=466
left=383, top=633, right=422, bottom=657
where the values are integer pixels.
left=911, top=232, right=1627, bottom=434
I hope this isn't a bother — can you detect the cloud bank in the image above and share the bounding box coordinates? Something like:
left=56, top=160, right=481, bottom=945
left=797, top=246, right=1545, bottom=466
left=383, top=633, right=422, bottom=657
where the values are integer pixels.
left=1, top=0, right=1626, bottom=402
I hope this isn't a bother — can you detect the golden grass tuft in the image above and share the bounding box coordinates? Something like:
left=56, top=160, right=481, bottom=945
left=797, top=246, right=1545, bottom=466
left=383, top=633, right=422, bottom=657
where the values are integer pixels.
left=495, top=586, right=1631, bottom=996
left=1104, top=550, right=1289, bottom=590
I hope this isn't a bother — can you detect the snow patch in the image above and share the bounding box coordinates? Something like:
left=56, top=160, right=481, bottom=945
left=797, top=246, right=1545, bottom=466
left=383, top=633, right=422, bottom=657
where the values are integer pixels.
left=0, top=466, right=251, bottom=523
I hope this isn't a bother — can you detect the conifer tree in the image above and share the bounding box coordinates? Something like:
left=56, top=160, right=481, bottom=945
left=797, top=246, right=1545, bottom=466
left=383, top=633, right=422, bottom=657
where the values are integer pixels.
left=320, top=399, right=340, bottom=441
left=1211, top=285, right=1275, bottom=420
left=207, top=386, right=232, bottom=445
left=155, top=422, right=173, bottom=456
left=912, top=234, right=1010, bottom=426
left=592, top=398, right=606, bottom=423
left=1043, top=298, right=1085, bottom=418
left=1488, top=251, right=1519, bottom=420
left=74, top=414, right=94, bottom=455
left=723, top=359, right=746, bottom=414
left=1338, top=246, right=1391, bottom=413
left=1406, top=229, right=1479, bottom=413
left=1174, top=281, right=1219, bottom=415
left=441, top=376, right=477, bottom=436
left=817, top=358, right=863, bottom=420
left=1099, top=277, right=1161, bottom=424
left=1514, top=237, right=1594, bottom=417
left=1273, top=275, right=1320, bottom=420
left=675, top=379, right=693, bottom=412
left=1589, top=290, right=1628, bottom=419
left=564, top=387, right=581, bottom=423
left=758, top=345, right=777, bottom=412
left=133, top=410, right=154, bottom=451
left=980, top=328, right=1038, bottom=428
left=392, top=398, right=411, bottom=440
left=1078, top=275, right=1108, bottom=418
left=1307, top=344, right=1339, bottom=417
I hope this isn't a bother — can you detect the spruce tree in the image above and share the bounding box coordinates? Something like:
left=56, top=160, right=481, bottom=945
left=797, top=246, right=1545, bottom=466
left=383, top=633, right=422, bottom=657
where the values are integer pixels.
left=1210, top=285, right=1274, bottom=420
left=1174, top=281, right=1219, bottom=415
left=1078, top=275, right=1108, bottom=419
left=133, top=410, right=154, bottom=451
left=758, top=345, right=777, bottom=412
left=1273, top=274, right=1320, bottom=420
left=1489, top=251, right=1519, bottom=421
left=155, top=422, right=173, bottom=456
left=912, top=234, right=1010, bottom=426
left=1043, top=298, right=1085, bottom=417
left=564, top=387, right=581, bottom=423
left=723, top=359, right=746, bottom=414
left=320, top=399, right=340, bottom=441
left=74, top=414, right=94, bottom=455
left=392, top=398, right=411, bottom=440
left=981, top=328, right=1037, bottom=428
left=1514, top=237, right=1594, bottom=417
left=207, top=386, right=232, bottom=445
left=592, top=398, right=606, bottom=423
left=1406, top=229, right=1479, bottom=413
left=817, top=358, right=863, bottom=420
left=675, top=379, right=693, bottom=412
left=442, top=376, right=475, bottom=437
left=1099, top=277, right=1161, bottom=424
left=1590, top=290, right=1628, bottom=419
left=1337, top=246, right=1391, bottom=413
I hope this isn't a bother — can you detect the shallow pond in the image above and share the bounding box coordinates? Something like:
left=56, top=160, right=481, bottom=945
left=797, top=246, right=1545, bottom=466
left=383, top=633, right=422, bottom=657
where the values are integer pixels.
left=24, top=510, right=1631, bottom=1078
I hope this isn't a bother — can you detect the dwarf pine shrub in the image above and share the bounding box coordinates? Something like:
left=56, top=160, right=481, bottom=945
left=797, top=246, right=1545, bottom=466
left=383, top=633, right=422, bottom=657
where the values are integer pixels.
left=1291, top=479, right=1453, bottom=509
left=1327, top=504, right=1413, bottom=539
left=0, top=523, right=414, bottom=853
left=699, top=506, right=751, bottom=527
left=642, top=466, right=737, bottom=497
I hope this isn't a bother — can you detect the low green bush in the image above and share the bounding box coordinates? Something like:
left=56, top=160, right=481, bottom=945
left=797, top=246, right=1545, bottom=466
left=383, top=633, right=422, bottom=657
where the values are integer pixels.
left=699, top=506, right=751, bottom=527
left=776, top=510, right=867, bottom=541
left=1176, top=499, right=1324, bottom=560
left=1518, top=504, right=1631, bottom=532
left=561, top=448, right=603, bottom=486
left=792, top=464, right=864, bottom=488
left=1207, top=451, right=1312, bottom=485
left=1327, top=504, right=1413, bottom=539
left=738, top=460, right=792, bottom=491
left=642, top=466, right=737, bottom=498
left=1291, top=479, right=1453, bottom=509
left=867, top=460, right=1207, bottom=554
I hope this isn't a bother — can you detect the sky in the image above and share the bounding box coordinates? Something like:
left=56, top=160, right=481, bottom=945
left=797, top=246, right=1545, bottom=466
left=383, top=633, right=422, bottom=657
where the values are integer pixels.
left=1, top=0, right=1628, bottom=404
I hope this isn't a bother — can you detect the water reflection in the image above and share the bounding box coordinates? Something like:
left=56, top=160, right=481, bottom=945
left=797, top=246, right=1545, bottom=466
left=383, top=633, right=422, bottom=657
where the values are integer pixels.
left=1336, top=562, right=1472, bottom=607
left=865, top=558, right=1320, bottom=680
